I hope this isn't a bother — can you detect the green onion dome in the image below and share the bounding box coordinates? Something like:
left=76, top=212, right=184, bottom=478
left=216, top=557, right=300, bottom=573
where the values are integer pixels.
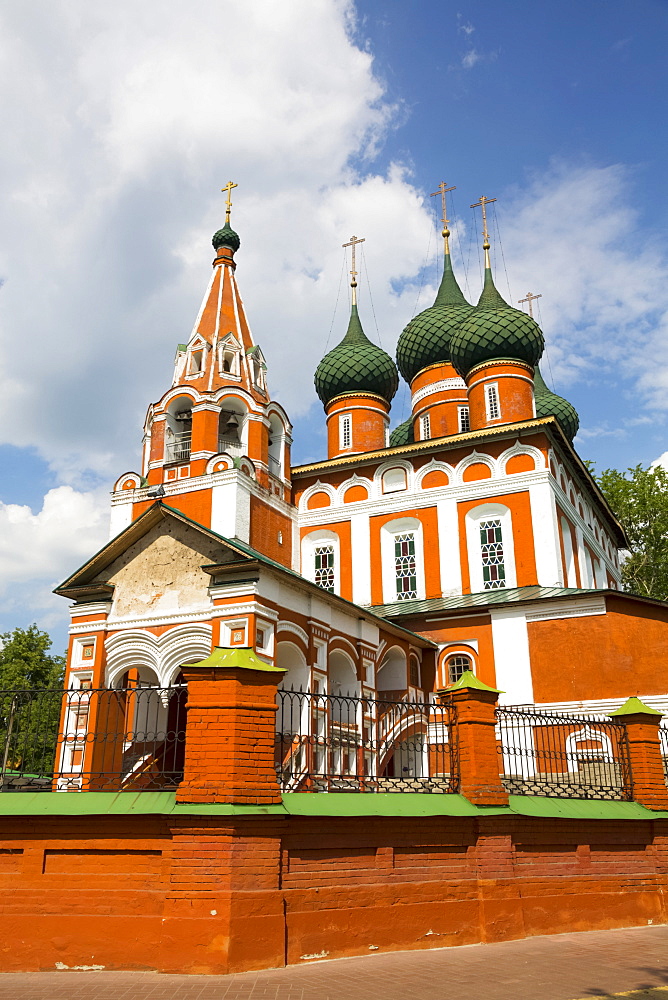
left=212, top=222, right=240, bottom=253
left=314, top=304, right=399, bottom=407
left=389, top=416, right=414, bottom=447
left=534, top=365, right=579, bottom=442
left=450, top=266, right=544, bottom=378
left=396, top=253, right=473, bottom=383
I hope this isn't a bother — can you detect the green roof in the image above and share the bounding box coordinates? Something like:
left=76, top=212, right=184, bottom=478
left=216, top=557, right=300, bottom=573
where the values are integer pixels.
left=396, top=252, right=473, bottom=383
left=314, top=304, right=399, bottom=407
left=212, top=222, right=240, bottom=252
left=369, top=585, right=604, bottom=619
left=185, top=646, right=285, bottom=673
left=389, top=416, right=414, bottom=447
left=534, top=364, right=579, bottom=442
left=450, top=266, right=544, bottom=377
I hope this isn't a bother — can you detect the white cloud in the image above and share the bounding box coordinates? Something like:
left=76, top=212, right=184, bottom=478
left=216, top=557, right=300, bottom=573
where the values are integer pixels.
left=462, top=49, right=482, bottom=69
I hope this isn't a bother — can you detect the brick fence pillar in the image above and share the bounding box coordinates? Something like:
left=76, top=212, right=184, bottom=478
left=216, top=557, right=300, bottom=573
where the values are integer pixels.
left=176, top=646, right=285, bottom=805
left=439, top=671, right=508, bottom=807
left=609, top=696, right=668, bottom=810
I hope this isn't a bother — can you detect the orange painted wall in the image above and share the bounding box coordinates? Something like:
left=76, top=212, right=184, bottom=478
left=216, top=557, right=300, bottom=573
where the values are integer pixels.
left=411, top=614, right=496, bottom=690
left=300, top=519, right=353, bottom=600
left=457, top=491, right=537, bottom=593
left=369, top=506, right=441, bottom=605
left=249, top=496, right=293, bottom=567
left=529, top=596, right=668, bottom=702
left=133, top=489, right=212, bottom=527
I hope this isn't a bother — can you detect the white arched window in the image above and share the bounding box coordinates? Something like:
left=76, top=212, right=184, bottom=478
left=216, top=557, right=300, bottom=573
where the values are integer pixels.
left=302, top=530, right=340, bottom=595
left=561, top=516, right=577, bottom=587
left=268, top=413, right=284, bottom=478
left=380, top=517, right=425, bottom=604
left=218, top=335, right=242, bottom=377
left=465, top=503, right=517, bottom=593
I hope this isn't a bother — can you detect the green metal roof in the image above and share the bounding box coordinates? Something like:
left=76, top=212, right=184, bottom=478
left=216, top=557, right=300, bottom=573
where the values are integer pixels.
left=212, top=222, right=240, bottom=252
left=534, top=364, right=579, bottom=442
left=369, top=585, right=604, bottom=619
left=388, top=416, right=414, bottom=447
left=314, top=304, right=399, bottom=406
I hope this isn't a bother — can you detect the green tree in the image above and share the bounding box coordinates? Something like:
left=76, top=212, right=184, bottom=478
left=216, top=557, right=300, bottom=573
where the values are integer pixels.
left=594, top=463, right=668, bottom=601
left=0, top=624, right=64, bottom=690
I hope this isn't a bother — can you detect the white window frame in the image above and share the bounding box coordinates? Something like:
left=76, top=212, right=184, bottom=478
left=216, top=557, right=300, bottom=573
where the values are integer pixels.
left=381, top=466, right=408, bottom=493
left=339, top=413, right=352, bottom=450
left=561, top=516, right=578, bottom=587
left=302, top=530, right=341, bottom=595
left=420, top=414, right=431, bottom=441
left=218, top=336, right=242, bottom=377
left=465, top=503, right=517, bottom=593
left=380, top=517, right=426, bottom=604
left=484, top=382, right=501, bottom=421
left=458, top=406, right=471, bottom=433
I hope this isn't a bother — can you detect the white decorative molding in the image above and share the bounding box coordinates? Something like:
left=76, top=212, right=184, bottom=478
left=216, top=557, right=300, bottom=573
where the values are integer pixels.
left=455, top=449, right=497, bottom=485
left=105, top=606, right=214, bottom=632
left=69, top=602, right=112, bottom=621
left=276, top=620, right=309, bottom=646
left=524, top=596, right=607, bottom=622
left=105, top=622, right=212, bottom=687
left=411, top=377, right=466, bottom=407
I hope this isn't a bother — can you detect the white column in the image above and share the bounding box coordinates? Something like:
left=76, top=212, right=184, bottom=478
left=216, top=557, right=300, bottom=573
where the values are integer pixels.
left=491, top=608, right=534, bottom=705
left=350, top=512, right=371, bottom=606
left=109, top=496, right=133, bottom=538
left=210, top=472, right=251, bottom=542
left=436, top=498, right=462, bottom=596
left=529, top=481, right=563, bottom=587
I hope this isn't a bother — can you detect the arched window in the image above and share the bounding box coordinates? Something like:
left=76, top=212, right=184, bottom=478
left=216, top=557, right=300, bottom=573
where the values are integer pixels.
left=561, top=516, right=577, bottom=587
left=165, top=398, right=193, bottom=463
left=446, top=654, right=472, bottom=684
left=219, top=335, right=241, bottom=377
left=268, top=413, right=284, bottom=478
left=380, top=517, right=425, bottom=604
left=302, top=530, right=340, bottom=595
left=465, top=503, right=517, bottom=593
left=217, top=402, right=246, bottom=458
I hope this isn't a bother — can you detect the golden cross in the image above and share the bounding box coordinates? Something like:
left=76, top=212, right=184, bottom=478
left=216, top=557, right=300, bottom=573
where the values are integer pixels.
left=470, top=195, right=496, bottom=244
left=431, top=182, right=456, bottom=232
left=518, top=291, right=542, bottom=318
left=221, top=181, right=238, bottom=223
left=342, top=235, right=365, bottom=304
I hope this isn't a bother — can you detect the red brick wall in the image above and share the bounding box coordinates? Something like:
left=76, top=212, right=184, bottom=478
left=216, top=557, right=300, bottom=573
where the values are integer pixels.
left=1, top=809, right=667, bottom=974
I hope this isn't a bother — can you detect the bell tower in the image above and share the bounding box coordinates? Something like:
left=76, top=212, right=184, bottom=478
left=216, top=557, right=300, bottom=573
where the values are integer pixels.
left=110, top=186, right=295, bottom=566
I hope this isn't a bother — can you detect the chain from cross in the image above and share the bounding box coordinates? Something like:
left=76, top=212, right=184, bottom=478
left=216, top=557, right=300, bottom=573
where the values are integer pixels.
left=221, top=181, right=238, bottom=222
left=342, top=235, right=365, bottom=288
left=518, top=291, right=542, bottom=318
left=470, top=195, right=497, bottom=243
left=431, top=181, right=456, bottom=231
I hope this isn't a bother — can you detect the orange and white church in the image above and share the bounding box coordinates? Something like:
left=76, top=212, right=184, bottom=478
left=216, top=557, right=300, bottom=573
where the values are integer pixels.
left=56, top=186, right=668, bottom=717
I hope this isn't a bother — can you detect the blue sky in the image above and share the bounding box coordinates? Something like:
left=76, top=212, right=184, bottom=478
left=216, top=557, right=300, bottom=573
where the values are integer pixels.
left=0, top=0, right=666, bottom=649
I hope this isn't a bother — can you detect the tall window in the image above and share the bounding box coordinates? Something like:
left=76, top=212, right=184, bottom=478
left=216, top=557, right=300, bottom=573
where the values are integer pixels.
left=480, top=519, right=506, bottom=589
left=447, top=654, right=472, bottom=684
left=339, top=413, right=352, bottom=449
left=458, top=406, right=470, bottom=433
left=485, top=383, right=500, bottom=421
left=395, top=532, right=418, bottom=600
left=420, top=414, right=431, bottom=441
left=314, top=544, right=335, bottom=592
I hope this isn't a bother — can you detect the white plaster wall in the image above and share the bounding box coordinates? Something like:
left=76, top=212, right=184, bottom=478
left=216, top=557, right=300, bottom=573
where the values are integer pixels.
left=436, top=498, right=462, bottom=596
left=529, top=482, right=563, bottom=587
left=109, top=497, right=134, bottom=539
left=210, top=473, right=251, bottom=542
left=491, top=608, right=534, bottom=705
left=350, top=512, right=371, bottom=606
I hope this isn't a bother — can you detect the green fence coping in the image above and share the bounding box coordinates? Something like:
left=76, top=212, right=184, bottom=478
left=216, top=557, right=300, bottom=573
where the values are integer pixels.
left=0, top=791, right=667, bottom=821
left=184, top=646, right=285, bottom=673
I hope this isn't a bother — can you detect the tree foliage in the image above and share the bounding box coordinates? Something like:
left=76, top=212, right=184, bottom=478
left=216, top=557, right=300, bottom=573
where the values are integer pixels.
left=594, top=463, right=668, bottom=601
left=0, top=624, right=64, bottom=690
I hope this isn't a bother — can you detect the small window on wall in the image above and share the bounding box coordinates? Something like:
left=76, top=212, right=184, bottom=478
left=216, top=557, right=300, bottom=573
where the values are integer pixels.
left=485, top=383, right=500, bottom=421
left=339, top=413, right=352, bottom=450
left=314, top=543, right=335, bottom=592
left=420, top=414, right=431, bottom=441
left=381, top=467, right=407, bottom=493
left=458, top=406, right=470, bottom=433
left=447, top=654, right=472, bottom=684
left=190, top=349, right=203, bottom=374
left=395, top=532, right=418, bottom=600
left=480, top=518, right=506, bottom=589
left=409, top=657, right=420, bottom=687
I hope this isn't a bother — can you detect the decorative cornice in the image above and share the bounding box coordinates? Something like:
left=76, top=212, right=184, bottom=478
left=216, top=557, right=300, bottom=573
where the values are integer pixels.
left=411, top=377, right=467, bottom=407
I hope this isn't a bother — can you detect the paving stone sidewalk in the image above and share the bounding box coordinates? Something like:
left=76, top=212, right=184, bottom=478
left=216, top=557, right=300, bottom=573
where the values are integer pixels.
left=1, top=925, right=668, bottom=1000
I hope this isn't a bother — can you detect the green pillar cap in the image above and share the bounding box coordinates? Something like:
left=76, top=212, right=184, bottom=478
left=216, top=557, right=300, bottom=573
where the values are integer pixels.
left=182, top=646, right=285, bottom=673
left=609, top=696, right=662, bottom=718
left=443, top=670, right=502, bottom=694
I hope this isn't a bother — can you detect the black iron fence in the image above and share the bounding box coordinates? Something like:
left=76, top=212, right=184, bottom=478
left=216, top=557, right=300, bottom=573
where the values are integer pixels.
left=275, top=689, right=458, bottom=793
left=496, top=705, right=633, bottom=800
left=0, top=686, right=187, bottom=792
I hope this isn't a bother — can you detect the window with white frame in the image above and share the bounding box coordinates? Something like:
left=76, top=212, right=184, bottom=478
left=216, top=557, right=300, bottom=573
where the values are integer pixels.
left=458, top=406, right=470, bottom=433
left=479, top=519, right=506, bottom=589
left=420, top=414, right=431, bottom=441
left=339, top=413, right=352, bottom=450
left=219, top=336, right=241, bottom=376
left=447, top=654, right=472, bottom=684
left=313, top=543, right=335, bottom=592
left=394, top=532, right=418, bottom=600
left=484, top=383, right=500, bottom=421
left=380, top=518, right=425, bottom=604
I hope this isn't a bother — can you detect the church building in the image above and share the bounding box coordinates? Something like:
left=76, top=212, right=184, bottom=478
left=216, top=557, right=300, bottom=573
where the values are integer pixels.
left=56, top=185, right=668, bottom=723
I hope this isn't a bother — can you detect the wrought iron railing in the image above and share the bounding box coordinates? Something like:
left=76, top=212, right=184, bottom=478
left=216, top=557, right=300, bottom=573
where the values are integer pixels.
left=496, top=705, right=632, bottom=800
left=218, top=436, right=243, bottom=457
left=165, top=432, right=191, bottom=463
left=276, top=689, right=457, bottom=793
left=0, top=686, right=187, bottom=792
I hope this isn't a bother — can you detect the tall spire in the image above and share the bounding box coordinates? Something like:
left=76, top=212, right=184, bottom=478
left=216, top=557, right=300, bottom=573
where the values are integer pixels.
left=342, top=234, right=365, bottom=307
left=471, top=194, right=497, bottom=270
left=213, top=181, right=241, bottom=253
left=431, top=181, right=457, bottom=256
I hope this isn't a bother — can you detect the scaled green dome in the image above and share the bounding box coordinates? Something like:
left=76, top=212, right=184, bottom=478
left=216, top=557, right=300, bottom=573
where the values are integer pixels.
left=396, top=254, right=474, bottom=383
left=212, top=222, right=241, bottom=253
left=534, top=365, right=579, bottom=442
left=389, top=416, right=414, bottom=447
left=450, top=267, right=544, bottom=378
left=314, top=304, right=399, bottom=407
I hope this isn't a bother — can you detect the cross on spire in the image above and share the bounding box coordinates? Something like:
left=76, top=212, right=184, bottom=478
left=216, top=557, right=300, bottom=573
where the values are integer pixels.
left=221, top=181, right=238, bottom=224
left=518, top=291, right=542, bottom=318
left=431, top=181, right=456, bottom=253
left=342, top=235, right=365, bottom=306
left=471, top=194, right=497, bottom=267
